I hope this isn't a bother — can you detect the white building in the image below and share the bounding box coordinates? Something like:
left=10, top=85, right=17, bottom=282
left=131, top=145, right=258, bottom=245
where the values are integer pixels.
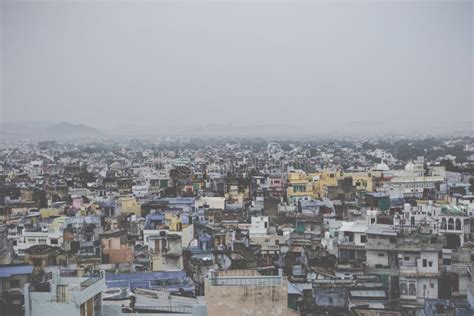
left=249, top=216, right=269, bottom=237
left=24, top=269, right=106, bottom=316
left=398, top=243, right=441, bottom=304
left=195, top=197, right=226, bottom=210
left=14, top=231, right=63, bottom=257
left=383, top=176, right=445, bottom=199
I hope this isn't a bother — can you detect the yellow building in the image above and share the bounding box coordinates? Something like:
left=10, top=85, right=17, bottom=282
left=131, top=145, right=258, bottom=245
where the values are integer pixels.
left=287, top=170, right=374, bottom=203
left=117, top=197, right=141, bottom=217
left=286, top=171, right=318, bottom=203
left=346, top=171, right=374, bottom=192
left=164, top=212, right=190, bottom=232
left=39, top=208, right=62, bottom=218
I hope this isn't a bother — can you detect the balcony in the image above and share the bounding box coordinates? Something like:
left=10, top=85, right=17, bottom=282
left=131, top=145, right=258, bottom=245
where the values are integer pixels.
left=365, top=240, right=397, bottom=251
left=365, top=266, right=399, bottom=275
left=399, top=263, right=417, bottom=275
left=399, top=263, right=440, bottom=278
left=80, top=271, right=103, bottom=290
left=338, top=241, right=366, bottom=250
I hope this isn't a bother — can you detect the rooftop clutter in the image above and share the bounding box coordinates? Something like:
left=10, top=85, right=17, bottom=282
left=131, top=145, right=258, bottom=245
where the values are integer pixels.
left=0, top=137, right=473, bottom=315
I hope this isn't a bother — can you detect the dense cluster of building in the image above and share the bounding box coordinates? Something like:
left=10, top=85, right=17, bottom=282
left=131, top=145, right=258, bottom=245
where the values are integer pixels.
left=0, top=137, right=473, bottom=315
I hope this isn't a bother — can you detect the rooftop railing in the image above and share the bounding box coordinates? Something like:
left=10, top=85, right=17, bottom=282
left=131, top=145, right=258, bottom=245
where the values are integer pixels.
left=80, top=271, right=103, bottom=290
left=134, top=304, right=193, bottom=314
left=210, top=275, right=282, bottom=287
left=59, top=269, right=79, bottom=277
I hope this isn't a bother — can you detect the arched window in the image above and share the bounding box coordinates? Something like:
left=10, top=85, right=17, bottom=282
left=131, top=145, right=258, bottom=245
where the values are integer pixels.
left=455, top=219, right=461, bottom=230
left=400, top=283, right=408, bottom=295
left=409, top=283, right=416, bottom=296
left=441, top=218, right=447, bottom=230
left=448, top=218, right=454, bottom=230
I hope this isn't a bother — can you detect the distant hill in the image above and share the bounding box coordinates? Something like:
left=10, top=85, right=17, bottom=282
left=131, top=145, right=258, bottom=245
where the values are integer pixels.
left=42, top=122, right=102, bottom=138
left=0, top=121, right=102, bottom=140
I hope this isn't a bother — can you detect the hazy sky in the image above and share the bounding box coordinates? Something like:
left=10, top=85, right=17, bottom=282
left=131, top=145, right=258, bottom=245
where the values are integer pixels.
left=1, top=0, right=472, bottom=133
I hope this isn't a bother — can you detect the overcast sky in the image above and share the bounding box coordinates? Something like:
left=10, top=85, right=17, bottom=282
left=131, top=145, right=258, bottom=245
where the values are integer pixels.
left=1, top=0, right=472, bottom=133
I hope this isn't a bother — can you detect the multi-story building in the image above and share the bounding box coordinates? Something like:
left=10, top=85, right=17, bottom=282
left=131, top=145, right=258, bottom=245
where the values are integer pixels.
left=397, top=239, right=442, bottom=304
left=24, top=269, right=106, bottom=316
left=14, top=231, right=63, bottom=257
left=148, top=233, right=183, bottom=271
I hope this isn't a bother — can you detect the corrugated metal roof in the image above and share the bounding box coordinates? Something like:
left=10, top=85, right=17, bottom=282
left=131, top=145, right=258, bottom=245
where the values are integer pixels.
left=365, top=224, right=397, bottom=236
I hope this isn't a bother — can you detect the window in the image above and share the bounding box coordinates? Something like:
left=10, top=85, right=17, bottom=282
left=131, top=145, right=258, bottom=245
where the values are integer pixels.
left=409, top=283, right=416, bottom=296
left=428, top=261, right=433, bottom=267
left=360, top=235, right=367, bottom=243
left=264, top=222, right=268, bottom=229
left=161, top=239, right=168, bottom=250
left=400, top=283, right=408, bottom=295
left=404, top=256, right=410, bottom=261
left=430, top=283, right=434, bottom=288
left=423, top=259, right=427, bottom=267
left=378, top=253, right=385, bottom=257
left=9, top=280, right=20, bottom=288
left=57, top=285, right=67, bottom=302
left=448, top=218, right=454, bottom=230
left=441, top=218, right=447, bottom=230
left=455, top=219, right=461, bottom=230
left=50, top=239, right=58, bottom=245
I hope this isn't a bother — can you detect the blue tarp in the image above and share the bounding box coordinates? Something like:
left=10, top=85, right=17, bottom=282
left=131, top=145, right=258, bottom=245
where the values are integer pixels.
left=0, top=265, right=33, bottom=278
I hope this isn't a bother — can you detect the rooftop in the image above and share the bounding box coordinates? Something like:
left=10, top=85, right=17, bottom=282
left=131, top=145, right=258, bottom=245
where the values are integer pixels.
left=0, top=264, right=33, bottom=278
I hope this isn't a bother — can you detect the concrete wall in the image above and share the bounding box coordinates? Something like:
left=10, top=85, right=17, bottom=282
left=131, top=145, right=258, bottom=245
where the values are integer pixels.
left=196, top=197, right=225, bottom=210
left=417, top=251, right=438, bottom=274
left=205, top=273, right=297, bottom=316
left=353, top=232, right=366, bottom=246
left=366, top=250, right=389, bottom=267
left=152, top=254, right=184, bottom=271
left=249, top=216, right=269, bottom=236
left=416, top=278, right=438, bottom=302
left=182, top=225, right=194, bottom=248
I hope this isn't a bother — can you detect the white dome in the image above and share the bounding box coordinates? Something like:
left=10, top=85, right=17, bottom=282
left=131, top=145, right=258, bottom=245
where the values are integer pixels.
left=405, top=161, right=415, bottom=171
left=374, top=162, right=390, bottom=171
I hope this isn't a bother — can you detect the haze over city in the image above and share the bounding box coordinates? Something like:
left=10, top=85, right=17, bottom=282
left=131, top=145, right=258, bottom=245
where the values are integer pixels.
left=1, top=0, right=472, bottom=137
